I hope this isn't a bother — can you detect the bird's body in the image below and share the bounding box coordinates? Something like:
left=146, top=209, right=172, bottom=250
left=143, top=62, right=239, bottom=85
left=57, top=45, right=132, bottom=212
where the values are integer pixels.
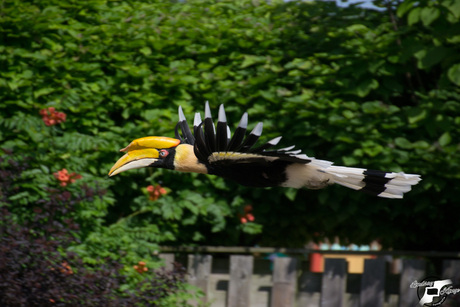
left=109, top=103, right=421, bottom=199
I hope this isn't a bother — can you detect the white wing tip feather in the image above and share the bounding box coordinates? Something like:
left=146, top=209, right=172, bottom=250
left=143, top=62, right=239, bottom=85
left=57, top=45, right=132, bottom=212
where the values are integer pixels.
left=239, top=113, right=248, bottom=128
left=178, top=106, right=186, bottom=121
left=194, top=112, right=202, bottom=127
left=218, top=104, right=226, bottom=122
left=251, top=122, right=263, bottom=136
left=269, top=136, right=282, bottom=145
left=205, top=101, right=211, bottom=118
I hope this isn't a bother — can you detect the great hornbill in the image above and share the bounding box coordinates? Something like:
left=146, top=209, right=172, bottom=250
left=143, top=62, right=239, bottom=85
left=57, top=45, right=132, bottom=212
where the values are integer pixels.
left=109, top=103, right=421, bottom=198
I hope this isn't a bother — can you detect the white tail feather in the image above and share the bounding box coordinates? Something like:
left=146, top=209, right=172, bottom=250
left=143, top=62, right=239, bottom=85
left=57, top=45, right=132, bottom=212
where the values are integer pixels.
left=283, top=160, right=421, bottom=199
left=325, top=165, right=421, bottom=198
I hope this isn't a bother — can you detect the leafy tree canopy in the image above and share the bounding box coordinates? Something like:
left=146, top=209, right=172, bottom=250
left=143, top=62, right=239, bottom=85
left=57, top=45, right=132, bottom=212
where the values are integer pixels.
left=1, top=0, right=459, bottom=262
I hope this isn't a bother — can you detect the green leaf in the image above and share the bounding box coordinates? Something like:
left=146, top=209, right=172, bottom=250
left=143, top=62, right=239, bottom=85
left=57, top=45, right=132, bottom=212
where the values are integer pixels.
left=395, top=137, right=413, bottom=149
left=284, top=58, right=313, bottom=70
left=34, top=87, right=55, bottom=98
left=182, top=215, right=197, bottom=225
left=414, top=47, right=451, bottom=69
left=192, top=231, right=204, bottom=241
left=439, top=132, right=452, bottom=147
left=407, top=108, right=427, bottom=124
left=412, top=140, right=430, bottom=149
left=420, top=7, right=440, bottom=26
left=139, top=46, right=152, bottom=56
left=447, top=63, right=460, bottom=86
left=8, top=191, right=30, bottom=201
left=241, top=222, right=263, bottom=235
left=408, top=7, right=421, bottom=25
left=342, top=156, right=359, bottom=166
left=180, top=75, right=199, bottom=84
left=362, top=101, right=385, bottom=114
left=342, top=110, right=355, bottom=119
left=397, top=0, right=416, bottom=17
left=284, top=188, right=297, bottom=201
left=442, top=0, right=460, bottom=19
left=40, top=165, right=50, bottom=174
left=240, top=55, right=265, bottom=68
left=180, top=199, right=199, bottom=215
left=363, top=144, right=383, bottom=157
left=447, top=35, right=460, bottom=43
left=354, top=79, right=379, bottom=97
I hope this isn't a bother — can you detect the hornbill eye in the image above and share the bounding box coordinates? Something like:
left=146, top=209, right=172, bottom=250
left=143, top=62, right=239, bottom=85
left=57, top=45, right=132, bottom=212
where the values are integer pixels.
left=159, top=150, right=169, bottom=158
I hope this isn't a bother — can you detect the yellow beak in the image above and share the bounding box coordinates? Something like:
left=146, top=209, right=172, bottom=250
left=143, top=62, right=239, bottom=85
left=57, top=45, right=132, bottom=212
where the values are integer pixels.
left=108, top=136, right=180, bottom=177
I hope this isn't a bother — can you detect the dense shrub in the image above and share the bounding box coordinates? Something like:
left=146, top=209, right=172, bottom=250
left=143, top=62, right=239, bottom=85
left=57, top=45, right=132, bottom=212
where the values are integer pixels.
left=0, top=153, right=195, bottom=306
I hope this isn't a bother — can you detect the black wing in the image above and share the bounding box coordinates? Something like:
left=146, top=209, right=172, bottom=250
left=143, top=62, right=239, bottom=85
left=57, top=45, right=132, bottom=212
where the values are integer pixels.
left=174, top=106, right=195, bottom=145
left=175, top=102, right=312, bottom=165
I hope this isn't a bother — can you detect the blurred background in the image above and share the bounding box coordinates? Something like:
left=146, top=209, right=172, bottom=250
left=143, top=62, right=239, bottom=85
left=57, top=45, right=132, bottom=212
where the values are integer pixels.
left=1, top=0, right=459, bottom=305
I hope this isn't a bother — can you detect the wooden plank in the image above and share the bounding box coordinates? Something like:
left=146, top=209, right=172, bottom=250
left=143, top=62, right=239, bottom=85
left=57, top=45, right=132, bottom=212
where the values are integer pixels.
left=158, top=253, right=175, bottom=271
left=270, top=257, right=298, bottom=307
left=398, top=259, right=425, bottom=307
left=187, top=254, right=212, bottom=302
left=442, top=260, right=460, bottom=307
left=442, top=259, right=460, bottom=282
left=346, top=274, right=361, bottom=307
left=209, top=257, right=230, bottom=307
left=252, top=258, right=274, bottom=307
left=360, top=258, right=386, bottom=307
left=320, top=258, right=347, bottom=307
left=298, top=270, right=321, bottom=307
left=227, top=255, right=254, bottom=307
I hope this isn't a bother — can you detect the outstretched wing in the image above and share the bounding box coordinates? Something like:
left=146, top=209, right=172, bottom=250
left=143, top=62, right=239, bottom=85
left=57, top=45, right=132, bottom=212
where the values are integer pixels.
left=175, top=102, right=313, bottom=166
left=173, top=103, right=420, bottom=196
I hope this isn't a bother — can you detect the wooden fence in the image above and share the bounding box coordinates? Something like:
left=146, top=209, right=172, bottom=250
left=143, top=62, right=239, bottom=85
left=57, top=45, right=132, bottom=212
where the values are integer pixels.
left=158, top=246, right=460, bottom=307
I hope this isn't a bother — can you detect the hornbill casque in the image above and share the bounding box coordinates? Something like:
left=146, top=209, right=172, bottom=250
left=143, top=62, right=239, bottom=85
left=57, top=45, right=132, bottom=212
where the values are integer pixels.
left=109, top=103, right=421, bottom=199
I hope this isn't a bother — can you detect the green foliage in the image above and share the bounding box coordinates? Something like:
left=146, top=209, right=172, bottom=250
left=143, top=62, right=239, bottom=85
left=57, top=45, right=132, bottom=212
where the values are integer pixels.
left=0, top=154, right=202, bottom=306
left=1, top=0, right=460, bottom=270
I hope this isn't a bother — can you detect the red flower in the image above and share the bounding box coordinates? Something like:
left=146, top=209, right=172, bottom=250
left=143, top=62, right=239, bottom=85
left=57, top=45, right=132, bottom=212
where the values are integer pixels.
left=134, top=261, right=148, bottom=274
left=146, top=184, right=167, bottom=201
left=50, top=261, right=73, bottom=275
left=239, top=204, right=255, bottom=224
left=39, top=107, right=66, bottom=126
left=59, top=261, right=73, bottom=275
left=53, top=169, right=82, bottom=187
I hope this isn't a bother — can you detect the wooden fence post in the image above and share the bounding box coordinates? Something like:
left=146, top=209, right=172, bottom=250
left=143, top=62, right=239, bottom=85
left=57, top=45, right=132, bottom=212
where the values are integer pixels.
left=360, top=258, right=386, bottom=307
left=270, top=257, right=298, bottom=307
left=320, top=258, right=347, bottom=307
left=298, top=268, right=321, bottom=307
left=158, top=253, right=175, bottom=271
left=398, top=259, right=425, bottom=307
left=227, top=255, right=254, bottom=307
left=187, top=254, right=212, bottom=303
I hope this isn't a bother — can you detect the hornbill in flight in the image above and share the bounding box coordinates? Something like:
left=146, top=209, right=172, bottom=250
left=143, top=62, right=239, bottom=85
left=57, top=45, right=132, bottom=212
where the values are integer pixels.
left=109, top=103, right=421, bottom=198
